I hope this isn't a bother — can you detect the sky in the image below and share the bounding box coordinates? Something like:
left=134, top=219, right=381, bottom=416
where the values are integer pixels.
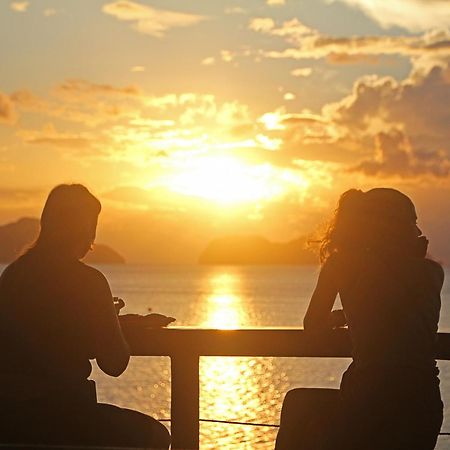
left=1, top=0, right=450, bottom=262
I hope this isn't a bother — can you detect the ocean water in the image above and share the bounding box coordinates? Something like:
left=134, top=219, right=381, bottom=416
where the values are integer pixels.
left=1, top=263, right=450, bottom=448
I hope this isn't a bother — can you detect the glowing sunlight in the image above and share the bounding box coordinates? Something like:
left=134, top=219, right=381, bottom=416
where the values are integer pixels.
left=164, top=155, right=308, bottom=206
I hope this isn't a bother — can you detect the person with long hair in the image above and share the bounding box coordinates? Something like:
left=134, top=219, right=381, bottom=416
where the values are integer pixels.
left=276, top=188, right=444, bottom=450
left=0, top=184, right=171, bottom=448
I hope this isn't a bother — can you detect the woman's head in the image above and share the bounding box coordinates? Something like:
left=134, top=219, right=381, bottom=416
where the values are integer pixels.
left=36, top=184, right=101, bottom=259
left=320, top=188, right=421, bottom=263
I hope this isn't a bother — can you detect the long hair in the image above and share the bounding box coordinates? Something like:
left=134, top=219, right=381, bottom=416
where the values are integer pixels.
left=33, top=184, right=101, bottom=253
left=320, top=188, right=418, bottom=264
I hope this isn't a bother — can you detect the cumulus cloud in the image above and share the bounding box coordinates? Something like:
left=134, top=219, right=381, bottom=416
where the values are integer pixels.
left=248, top=17, right=276, bottom=33
left=0, top=92, right=17, bottom=124
left=102, top=0, right=206, bottom=38
left=328, top=0, right=450, bottom=32
left=308, top=61, right=450, bottom=178
left=351, top=129, right=450, bottom=177
left=328, top=65, right=450, bottom=151
left=242, top=58, right=450, bottom=177
left=10, top=2, right=29, bottom=13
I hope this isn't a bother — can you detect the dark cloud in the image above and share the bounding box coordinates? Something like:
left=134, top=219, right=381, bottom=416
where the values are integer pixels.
left=351, top=129, right=450, bottom=177
left=329, top=64, right=450, bottom=155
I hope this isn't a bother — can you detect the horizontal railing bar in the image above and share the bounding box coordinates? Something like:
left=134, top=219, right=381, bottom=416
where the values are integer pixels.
left=121, top=326, right=450, bottom=360
left=118, top=325, right=450, bottom=449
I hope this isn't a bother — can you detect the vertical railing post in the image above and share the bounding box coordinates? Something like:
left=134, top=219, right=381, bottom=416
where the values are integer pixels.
left=171, top=353, right=200, bottom=449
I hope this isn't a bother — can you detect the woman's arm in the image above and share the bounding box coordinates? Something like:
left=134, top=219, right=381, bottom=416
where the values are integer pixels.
left=88, top=269, right=130, bottom=377
left=303, top=258, right=339, bottom=332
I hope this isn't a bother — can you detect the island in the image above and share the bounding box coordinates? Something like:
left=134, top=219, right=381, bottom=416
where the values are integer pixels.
left=199, top=235, right=319, bottom=265
left=0, top=217, right=125, bottom=264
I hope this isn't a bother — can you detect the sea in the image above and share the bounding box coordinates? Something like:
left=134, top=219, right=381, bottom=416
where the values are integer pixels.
left=3, top=263, right=450, bottom=449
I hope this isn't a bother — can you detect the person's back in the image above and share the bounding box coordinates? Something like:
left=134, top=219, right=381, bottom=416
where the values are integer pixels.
left=332, top=251, right=443, bottom=450
left=276, top=188, right=444, bottom=450
left=0, top=250, right=102, bottom=404
left=334, top=251, right=442, bottom=371
left=0, top=184, right=170, bottom=449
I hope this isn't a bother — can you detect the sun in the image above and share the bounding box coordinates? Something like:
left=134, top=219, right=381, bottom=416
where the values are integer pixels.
left=163, top=155, right=299, bottom=205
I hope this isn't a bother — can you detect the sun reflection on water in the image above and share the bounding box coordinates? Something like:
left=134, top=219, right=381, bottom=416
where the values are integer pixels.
left=199, top=271, right=286, bottom=448
left=202, top=272, right=245, bottom=330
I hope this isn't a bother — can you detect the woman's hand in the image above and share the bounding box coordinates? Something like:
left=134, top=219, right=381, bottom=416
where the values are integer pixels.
left=113, top=297, right=125, bottom=315
left=119, top=313, right=176, bottom=327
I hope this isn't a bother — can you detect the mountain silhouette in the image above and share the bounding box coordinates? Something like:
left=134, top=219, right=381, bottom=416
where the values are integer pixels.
left=199, top=235, right=318, bottom=265
left=0, top=217, right=125, bottom=264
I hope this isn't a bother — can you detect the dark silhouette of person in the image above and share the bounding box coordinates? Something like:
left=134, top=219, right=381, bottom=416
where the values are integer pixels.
left=0, top=184, right=171, bottom=448
left=276, top=188, right=444, bottom=450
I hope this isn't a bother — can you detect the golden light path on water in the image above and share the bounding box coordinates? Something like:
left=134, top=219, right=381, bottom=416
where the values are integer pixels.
left=199, top=271, right=287, bottom=448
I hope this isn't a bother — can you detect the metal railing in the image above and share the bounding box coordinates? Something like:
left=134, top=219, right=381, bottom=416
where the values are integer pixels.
left=120, top=326, right=450, bottom=449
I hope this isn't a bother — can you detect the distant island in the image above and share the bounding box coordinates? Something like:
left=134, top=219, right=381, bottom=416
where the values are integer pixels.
left=199, top=235, right=319, bottom=265
left=0, top=217, right=125, bottom=264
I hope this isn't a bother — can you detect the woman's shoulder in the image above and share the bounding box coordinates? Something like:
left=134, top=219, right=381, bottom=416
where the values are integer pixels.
left=74, top=261, right=110, bottom=289
left=400, top=257, right=444, bottom=292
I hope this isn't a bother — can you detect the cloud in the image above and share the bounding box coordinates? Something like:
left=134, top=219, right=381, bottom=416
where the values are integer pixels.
left=201, top=56, right=215, bottom=66
left=0, top=92, right=17, bottom=124
left=10, top=89, right=45, bottom=111
left=0, top=188, right=45, bottom=211
left=249, top=17, right=450, bottom=63
left=291, top=67, right=312, bottom=77
left=326, top=53, right=379, bottom=64
left=248, top=17, right=275, bottom=33
left=55, top=79, right=140, bottom=100
left=10, top=2, right=29, bottom=13
left=238, top=59, right=450, bottom=177
left=351, top=129, right=450, bottom=177
left=266, top=0, right=286, bottom=6
left=328, top=65, right=450, bottom=149
left=17, top=123, right=95, bottom=150
left=313, top=62, right=450, bottom=178
left=328, top=0, right=450, bottom=32
left=130, top=65, right=145, bottom=72
left=102, top=0, right=206, bottom=38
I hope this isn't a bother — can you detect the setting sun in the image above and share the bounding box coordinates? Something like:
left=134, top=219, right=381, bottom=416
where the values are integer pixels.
left=163, top=155, right=308, bottom=205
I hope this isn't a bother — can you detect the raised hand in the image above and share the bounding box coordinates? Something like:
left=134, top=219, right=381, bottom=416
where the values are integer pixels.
left=113, top=297, right=126, bottom=315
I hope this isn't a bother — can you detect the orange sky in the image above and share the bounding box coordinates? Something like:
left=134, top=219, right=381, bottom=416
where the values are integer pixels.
left=1, top=0, right=450, bottom=262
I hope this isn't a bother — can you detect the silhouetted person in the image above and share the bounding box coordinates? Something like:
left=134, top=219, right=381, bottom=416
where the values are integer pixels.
left=0, top=184, right=171, bottom=448
left=276, top=188, right=444, bottom=450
